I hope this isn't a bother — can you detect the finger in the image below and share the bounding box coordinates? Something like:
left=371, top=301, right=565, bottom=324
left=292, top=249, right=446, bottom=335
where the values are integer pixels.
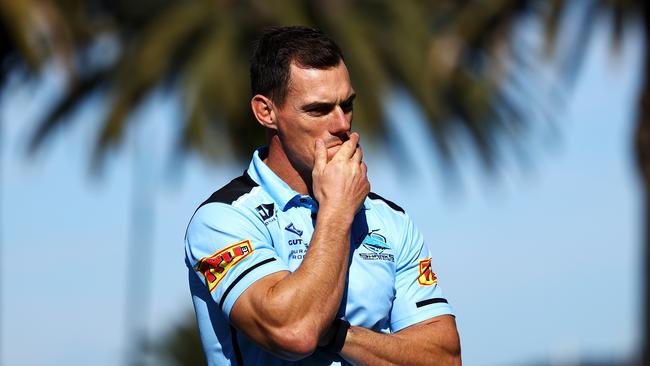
left=335, top=132, right=360, bottom=160
left=361, top=162, right=368, bottom=176
left=313, top=139, right=327, bottom=171
left=352, top=145, right=363, bottom=164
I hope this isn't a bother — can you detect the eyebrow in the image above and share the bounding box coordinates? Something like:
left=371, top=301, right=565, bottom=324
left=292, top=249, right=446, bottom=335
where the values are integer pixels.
left=301, top=93, right=356, bottom=112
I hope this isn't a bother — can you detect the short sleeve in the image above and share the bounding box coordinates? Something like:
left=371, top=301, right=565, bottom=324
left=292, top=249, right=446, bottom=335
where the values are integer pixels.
left=185, top=203, right=289, bottom=317
left=389, top=214, right=454, bottom=332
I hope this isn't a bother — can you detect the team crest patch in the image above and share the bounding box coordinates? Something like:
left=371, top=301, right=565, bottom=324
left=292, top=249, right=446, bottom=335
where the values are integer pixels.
left=357, top=229, right=394, bottom=262
left=418, top=258, right=438, bottom=286
left=196, top=240, right=254, bottom=292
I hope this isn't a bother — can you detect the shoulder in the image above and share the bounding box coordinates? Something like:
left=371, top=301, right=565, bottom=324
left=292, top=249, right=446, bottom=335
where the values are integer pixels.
left=198, top=171, right=260, bottom=208
left=363, top=192, right=409, bottom=241
left=363, top=193, right=426, bottom=265
left=185, top=172, right=269, bottom=239
left=366, top=192, right=405, bottom=214
left=193, top=171, right=270, bottom=219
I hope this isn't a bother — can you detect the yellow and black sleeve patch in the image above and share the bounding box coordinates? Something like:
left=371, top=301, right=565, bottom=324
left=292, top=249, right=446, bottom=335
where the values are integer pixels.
left=195, top=240, right=254, bottom=292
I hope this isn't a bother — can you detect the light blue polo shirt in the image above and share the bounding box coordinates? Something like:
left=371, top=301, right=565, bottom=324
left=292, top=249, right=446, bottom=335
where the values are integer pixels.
left=185, top=147, right=453, bottom=365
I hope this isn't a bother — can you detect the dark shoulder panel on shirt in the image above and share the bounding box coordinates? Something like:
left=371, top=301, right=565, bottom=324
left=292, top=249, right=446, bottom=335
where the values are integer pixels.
left=198, top=171, right=259, bottom=209
left=368, top=192, right=405, bottom=214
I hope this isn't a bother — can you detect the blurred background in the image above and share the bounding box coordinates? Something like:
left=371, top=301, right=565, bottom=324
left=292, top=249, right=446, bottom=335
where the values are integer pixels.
left=0, top=1, right=646, bottom=365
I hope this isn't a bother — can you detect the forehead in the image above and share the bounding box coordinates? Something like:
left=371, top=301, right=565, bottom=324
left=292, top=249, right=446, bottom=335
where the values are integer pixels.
left=286, top=61, right=354, bottom=104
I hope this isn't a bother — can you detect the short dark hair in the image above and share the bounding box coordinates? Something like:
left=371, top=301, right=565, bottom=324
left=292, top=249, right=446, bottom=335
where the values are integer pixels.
left=250, top=26, right=344, bottom=106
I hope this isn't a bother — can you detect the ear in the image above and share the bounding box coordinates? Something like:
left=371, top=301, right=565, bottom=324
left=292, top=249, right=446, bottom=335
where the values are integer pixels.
left=251, top=94, right=277, bottom=130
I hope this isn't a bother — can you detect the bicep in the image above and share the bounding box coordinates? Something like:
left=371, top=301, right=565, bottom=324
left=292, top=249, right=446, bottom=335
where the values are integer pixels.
left=229, top=271, right=290, bottom=346
left=186, top=204, right=289, bottom=316
left=396, top=314, right=459, bottom=339
left=395, top=315, right=461, bottom=358
left=230, top=271, right=318, bottom=360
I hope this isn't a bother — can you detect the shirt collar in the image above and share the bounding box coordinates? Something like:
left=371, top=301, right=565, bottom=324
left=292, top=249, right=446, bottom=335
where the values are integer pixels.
left=247, top=147, right=316, bottom=211
left=246, top=146, right=369, bottom=212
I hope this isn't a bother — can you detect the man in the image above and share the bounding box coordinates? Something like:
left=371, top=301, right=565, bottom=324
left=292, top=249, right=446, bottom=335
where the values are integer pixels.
left=185, top=26, right=461, bottom=365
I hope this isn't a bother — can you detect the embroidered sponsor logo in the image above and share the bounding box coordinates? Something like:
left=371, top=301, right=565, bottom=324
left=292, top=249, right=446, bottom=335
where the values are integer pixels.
left=195, top=240, right=254, bottom=292
left=358, top=229, right=394, bottom=262
left=285, top=223, right=303, bottom=237
left=290, top=247, right=307, bottom=260
left=359, top=252, right=394, bottom=261
left=418, top=258, right=438, bottom=286
left=288, top=238, right=303, bottom=246
left=256, top=203, right=276, bottom=224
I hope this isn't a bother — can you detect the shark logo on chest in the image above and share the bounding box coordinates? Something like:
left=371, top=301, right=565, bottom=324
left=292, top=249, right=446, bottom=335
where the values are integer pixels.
left=358, top=229, right=394, bottom=262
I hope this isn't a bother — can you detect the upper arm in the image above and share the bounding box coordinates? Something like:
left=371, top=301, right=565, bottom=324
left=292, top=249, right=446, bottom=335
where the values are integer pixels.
left=395, top=314, right=461, bottom=360
left=185, top=203, right=289, bottom=317
left=228, top=270, right=304, bottom=358
left=186, top=203, right=315, bottom=359
left=390, top=213, right=454, bottom=332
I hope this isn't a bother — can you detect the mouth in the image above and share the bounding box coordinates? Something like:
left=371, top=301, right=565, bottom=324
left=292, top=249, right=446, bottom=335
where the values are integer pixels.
left=325, top=143, right=342, bottom=160
left=325, top=137, right=347, bottom=149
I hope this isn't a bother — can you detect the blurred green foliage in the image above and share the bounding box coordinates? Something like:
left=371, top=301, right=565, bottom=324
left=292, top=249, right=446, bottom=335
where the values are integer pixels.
left=145, top=312, right=206, bottom=366
left=1, top=0, right=647, bottom=363
left=4, top=0, right=596, bottom=168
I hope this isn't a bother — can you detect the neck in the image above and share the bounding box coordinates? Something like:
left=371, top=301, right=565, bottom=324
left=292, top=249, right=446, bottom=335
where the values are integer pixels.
left=264, top=135, right=312, bottom=195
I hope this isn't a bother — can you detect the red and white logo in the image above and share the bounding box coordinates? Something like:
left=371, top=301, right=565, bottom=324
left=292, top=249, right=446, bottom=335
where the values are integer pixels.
left=418, top=258, right=438, bottom=286
left=196, top=240, right=254, bottom=292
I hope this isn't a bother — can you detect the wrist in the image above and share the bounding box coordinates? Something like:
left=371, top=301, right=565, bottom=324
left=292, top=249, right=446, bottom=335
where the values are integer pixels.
left=320, top=318, right=350, bottom=354
left=318, top=323, right=336, bottom=347
left=316, top=205, right=356, bottom=227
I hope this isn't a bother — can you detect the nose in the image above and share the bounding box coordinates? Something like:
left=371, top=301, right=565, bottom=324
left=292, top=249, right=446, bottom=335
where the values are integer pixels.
left=329, top=105, right=351, bottom=136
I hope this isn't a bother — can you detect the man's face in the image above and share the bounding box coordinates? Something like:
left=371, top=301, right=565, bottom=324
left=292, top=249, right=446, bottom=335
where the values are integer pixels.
left=272, top=61, right=356, bottom=174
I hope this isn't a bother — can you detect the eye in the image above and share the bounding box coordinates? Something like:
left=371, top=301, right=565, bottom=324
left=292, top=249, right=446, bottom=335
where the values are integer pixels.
left=340, top=100, right=354, bottom=113
left=306, top=105, right=333, bottom=116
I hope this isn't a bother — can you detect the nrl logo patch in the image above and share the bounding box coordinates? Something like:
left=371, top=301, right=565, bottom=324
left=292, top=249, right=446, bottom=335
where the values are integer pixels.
left=256, top=203, right=276, bottom=224
left=358, top=229, right=394, bottom=262
left=418, top=258, right=438, bottom=286
left=195, top=240, right=254, bottom=292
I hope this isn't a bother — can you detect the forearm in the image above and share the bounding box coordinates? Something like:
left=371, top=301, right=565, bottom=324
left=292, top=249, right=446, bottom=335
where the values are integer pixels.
left=260, top=132, right=367, bottom=342
left=230, top=135, right=369, bottom=359
left=340, top=317, right=461, bottom=366
left=264, top=208, right=352, bottom=332
left=232, top=207, right=355, bottom=358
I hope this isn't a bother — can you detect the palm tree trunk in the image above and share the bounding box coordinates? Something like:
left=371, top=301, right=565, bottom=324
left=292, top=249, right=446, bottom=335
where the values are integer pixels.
left=637, top=4, right=650, bottom=364
left=123, top=121, right=156, bottom=366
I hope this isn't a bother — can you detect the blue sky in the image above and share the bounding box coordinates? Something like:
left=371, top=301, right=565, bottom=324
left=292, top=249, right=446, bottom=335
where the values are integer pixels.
left=0, top=20, right=643, bottom=366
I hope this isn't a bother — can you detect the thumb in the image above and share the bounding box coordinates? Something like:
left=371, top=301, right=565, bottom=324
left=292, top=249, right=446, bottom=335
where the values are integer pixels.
left=313, top=139, right=326, bottom=171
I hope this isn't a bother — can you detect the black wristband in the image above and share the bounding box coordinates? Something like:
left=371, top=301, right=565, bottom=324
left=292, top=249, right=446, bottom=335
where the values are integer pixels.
left=322, top=318, right=350, bottom=354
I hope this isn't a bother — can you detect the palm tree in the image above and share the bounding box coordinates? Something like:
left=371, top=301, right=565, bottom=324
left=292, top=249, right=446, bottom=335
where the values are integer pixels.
left=454, top=0, right=650, bottom=365
left=22, top=2, right=547, bottom=360
left=0, top=1, right=88, bottom=362
left=5, top=0, right=648, bottom=364
left=27, top=0, right=548, bottom=168
left=0, top=3, right=156, bottom=365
